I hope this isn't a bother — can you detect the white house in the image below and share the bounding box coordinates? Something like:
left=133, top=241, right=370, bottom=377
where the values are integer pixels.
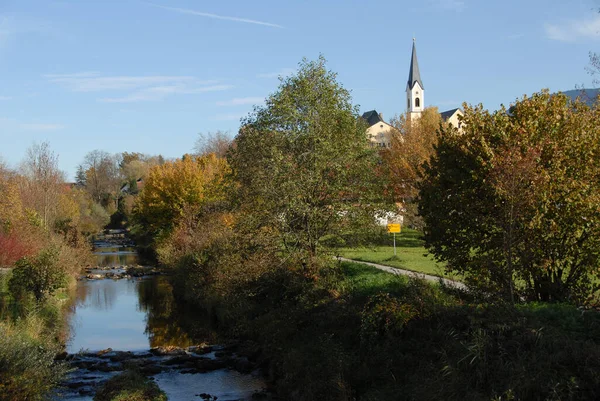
left=362, top=110, right=396, bottom=148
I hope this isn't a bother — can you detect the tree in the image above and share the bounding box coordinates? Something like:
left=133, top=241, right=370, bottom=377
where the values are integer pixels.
left=193, top=131, right=232, bottom=158
left=80, top=150, right=121, bottom=207
left=419, top=91, right=600, bottom=302
left=381, top=107, right=442, bottom=229
left=229, top=56, right=391, bottom=265
left=9, top=247, right=66, bottom=302
left=19, top=142, right=65, bottom=230
left=0, top=162, right=23, bottom=231
left=133, top=153, right=230, bottom=241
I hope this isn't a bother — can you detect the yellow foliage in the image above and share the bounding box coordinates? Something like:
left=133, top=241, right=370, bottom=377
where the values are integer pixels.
left=0, top=174, right=23, bottom=229
left=134, top=153, right=230, bottom=237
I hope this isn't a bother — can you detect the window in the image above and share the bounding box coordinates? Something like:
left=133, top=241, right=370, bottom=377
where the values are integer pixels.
left=415, top=97, right=420, bottom=108
left=407, top=98, right=410, bottom=109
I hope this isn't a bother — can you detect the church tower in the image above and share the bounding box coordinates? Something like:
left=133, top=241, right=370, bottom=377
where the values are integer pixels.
left=406, top=39, right=424, bottom=120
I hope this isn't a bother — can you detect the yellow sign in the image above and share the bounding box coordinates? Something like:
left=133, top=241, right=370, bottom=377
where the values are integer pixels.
left=387, top=223, right=401, bottom=233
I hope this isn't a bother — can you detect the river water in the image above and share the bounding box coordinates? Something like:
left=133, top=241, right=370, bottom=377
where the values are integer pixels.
left=56, top=239, right=268, bottom=401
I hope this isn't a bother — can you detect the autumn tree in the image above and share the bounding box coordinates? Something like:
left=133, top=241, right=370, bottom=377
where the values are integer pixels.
left=419, top=91, right=600, bottom=302
left=0, top=161, right=23, bottom=231
left=382, top=107, right=442, bottom=228
left=229, top=56, right=391, bottom=264
left=132, top=153, right=230, bottom=242
left=79, top=150, right=121, bottom=207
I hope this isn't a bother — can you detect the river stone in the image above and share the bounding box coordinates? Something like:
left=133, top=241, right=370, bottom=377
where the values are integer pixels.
left=97, top=348, right=113, bottom=356
left=109, top=351, right=134, bottom=362
left=150, top=346, right=186, bottom=356
left=89, top=362, right=123, bottom=372
left=194, top=358, right=227, bottom=372
left=140, top=365, right=163, bottom=375
left=162, top=354, right=196, bottom=366
left=72, top=360, right=96, bottom=369
left=189, top=344, right=213, bottom=354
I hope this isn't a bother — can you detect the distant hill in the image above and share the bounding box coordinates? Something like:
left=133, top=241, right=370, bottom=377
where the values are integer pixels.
left=562, top=88, right=600, bottom=105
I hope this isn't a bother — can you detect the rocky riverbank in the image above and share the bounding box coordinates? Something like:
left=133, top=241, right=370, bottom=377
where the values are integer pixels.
left=80, top=264, right=163, bottom=280
left=56, top=344, right=271, bottom=399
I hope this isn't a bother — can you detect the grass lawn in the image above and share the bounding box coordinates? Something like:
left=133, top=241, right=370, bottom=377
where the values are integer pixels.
left=336, top=229, right=460, bottom=280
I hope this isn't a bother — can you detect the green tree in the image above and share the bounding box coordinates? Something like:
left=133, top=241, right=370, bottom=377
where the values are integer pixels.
left=230, top=56, right=391, bottom=265
left=419, top=91, right=600, bottom=302
left=9, top=247, right=66, bottom=302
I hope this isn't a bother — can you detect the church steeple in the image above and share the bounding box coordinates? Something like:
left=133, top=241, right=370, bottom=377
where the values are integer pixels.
left=406, top=38, right=424, bottom=119
left=407, top=39, right=424, bottom=91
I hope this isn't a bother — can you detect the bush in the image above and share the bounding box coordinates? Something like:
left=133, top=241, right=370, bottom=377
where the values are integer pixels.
left=0, top=317, right=69, bottom=401
left=9, top=247, right=67, bottom=302
left=93, top=370, right=167, bottom=401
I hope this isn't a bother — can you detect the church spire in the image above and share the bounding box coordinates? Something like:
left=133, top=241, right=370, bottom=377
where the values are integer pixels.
left=407, top=39, right=424, bottom=90
left=406, top=39, right=424, bottom=119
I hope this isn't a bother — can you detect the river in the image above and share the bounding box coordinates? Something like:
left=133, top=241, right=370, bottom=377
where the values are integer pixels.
left=55, top=234, right=269, bottom=401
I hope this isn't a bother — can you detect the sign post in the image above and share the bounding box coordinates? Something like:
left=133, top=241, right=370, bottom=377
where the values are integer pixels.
left=386, top=223, right=401, bottom=256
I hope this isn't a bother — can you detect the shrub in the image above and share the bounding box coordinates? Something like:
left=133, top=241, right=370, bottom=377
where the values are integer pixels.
left=9, top=247, right=67, bottom=302
left=0, top=317, right=69, bottom=401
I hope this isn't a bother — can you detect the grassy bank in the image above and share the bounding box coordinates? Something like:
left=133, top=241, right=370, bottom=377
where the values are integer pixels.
left=336, top=228, right=456, bottom=278
left=0, top=244, right=91, bottom=401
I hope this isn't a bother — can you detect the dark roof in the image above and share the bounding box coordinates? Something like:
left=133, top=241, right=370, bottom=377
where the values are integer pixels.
left=361, top=110, right=383, bottom=127
left=440, top=108, right=460, bottom=121
left=407, top=40, right=424, bottom=90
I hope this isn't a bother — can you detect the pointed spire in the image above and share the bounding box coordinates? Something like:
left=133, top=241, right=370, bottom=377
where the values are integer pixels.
left=407, top=39, right=424, bottom=90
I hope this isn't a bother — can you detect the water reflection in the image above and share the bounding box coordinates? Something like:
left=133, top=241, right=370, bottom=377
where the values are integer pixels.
left=138, top=277, right=218, bottom=348
left=93, top=247, right=138, bottom=267
left=67, top=276, right=216, bottom=352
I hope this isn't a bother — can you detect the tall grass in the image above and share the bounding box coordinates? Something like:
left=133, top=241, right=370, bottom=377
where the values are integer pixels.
left=0, top=315, right=70, bottom=401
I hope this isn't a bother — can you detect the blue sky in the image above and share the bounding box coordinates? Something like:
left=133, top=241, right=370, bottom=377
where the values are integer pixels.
left=1, top=0, right=599, bottom=179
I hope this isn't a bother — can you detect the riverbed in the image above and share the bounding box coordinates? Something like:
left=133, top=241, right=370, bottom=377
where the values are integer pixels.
left=55, top=235, right=269, bottom=400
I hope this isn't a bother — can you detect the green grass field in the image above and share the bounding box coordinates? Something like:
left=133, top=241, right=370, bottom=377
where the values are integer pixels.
left=336, top=229, right=459, bottom=279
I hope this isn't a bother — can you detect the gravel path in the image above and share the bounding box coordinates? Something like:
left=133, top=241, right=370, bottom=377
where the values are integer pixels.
left=336, top=257, right=467, bottom=290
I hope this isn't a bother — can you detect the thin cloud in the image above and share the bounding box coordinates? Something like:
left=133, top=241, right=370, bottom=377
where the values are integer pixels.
left=150, top=3, right=284, bottom=29
left=20, top=123, right=65, bottom=131
left=545, top=15, right=600, bottom=42
left=45, top=72, right=204, bottom=92
left=257, top=68, right=295, bottom=79
left=46, top=72, right=231, bottom=102
left=100, top=84, right=233, bottom=103
left=216, top=97, right=263, bottom=106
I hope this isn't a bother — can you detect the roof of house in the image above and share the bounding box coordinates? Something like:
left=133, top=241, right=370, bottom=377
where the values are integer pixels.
left=440, top=108, right=461, bottom=121
left=407, top=40, right=424, bottom=90
left=361, top=110, right=384, bottom=127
